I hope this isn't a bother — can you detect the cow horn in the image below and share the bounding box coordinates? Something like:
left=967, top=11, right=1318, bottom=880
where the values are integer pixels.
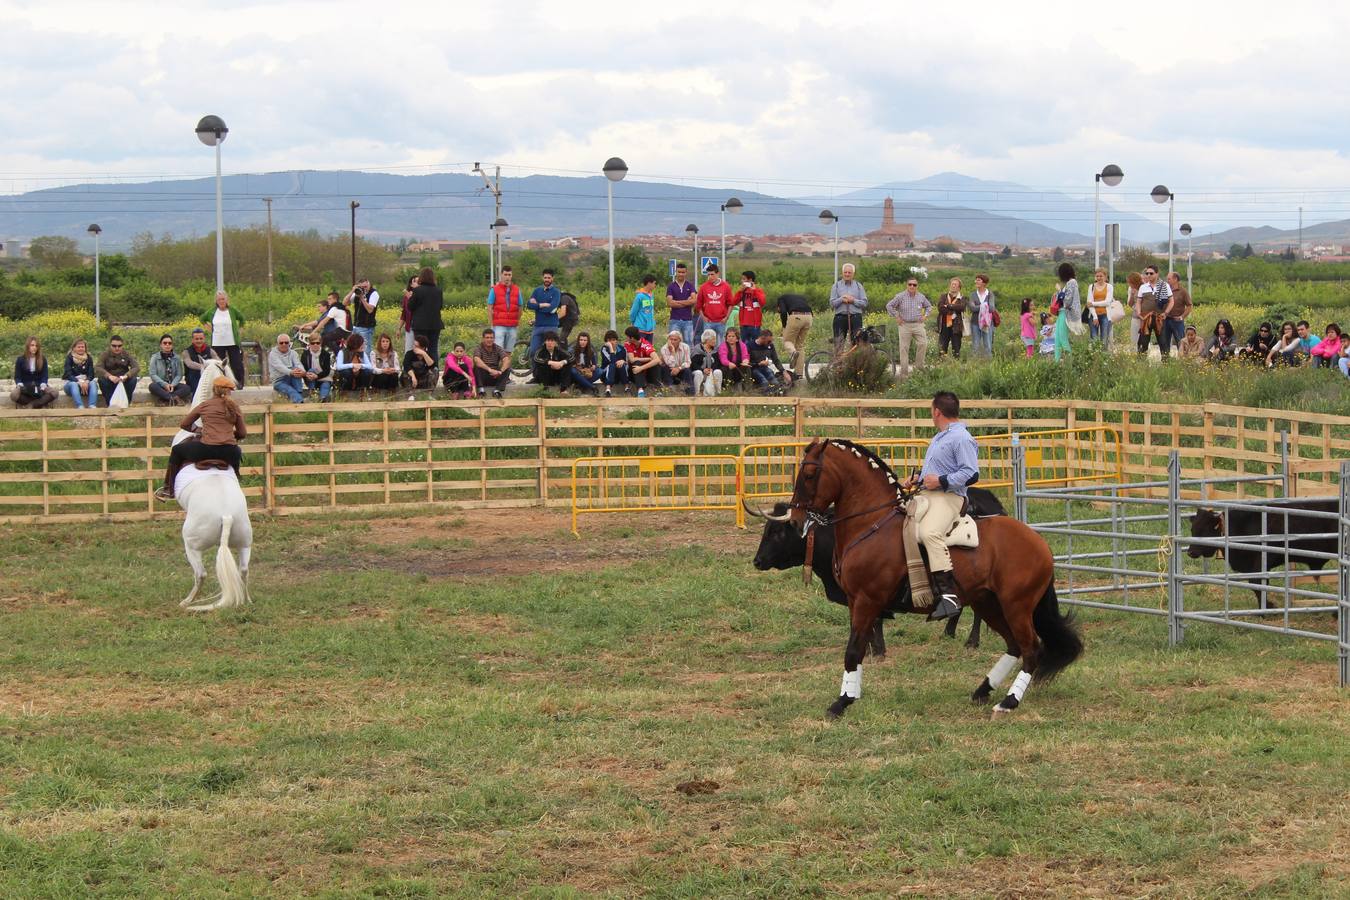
left=741, top=499, right=767, bottom=519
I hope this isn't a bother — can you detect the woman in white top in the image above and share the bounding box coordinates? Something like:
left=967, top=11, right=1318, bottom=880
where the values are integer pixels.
left=1086, top=268, right=1115, bottom=345
left=202, top=290, right=247, bottom=386
left=369, top=332, right=402, bottom=392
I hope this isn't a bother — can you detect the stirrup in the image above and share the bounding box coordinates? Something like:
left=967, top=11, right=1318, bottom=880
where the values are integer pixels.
left=927, top=594, right=961, bottom=622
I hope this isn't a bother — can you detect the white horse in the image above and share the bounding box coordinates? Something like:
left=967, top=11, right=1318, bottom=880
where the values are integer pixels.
left=173, top=358, right=253, bottom=611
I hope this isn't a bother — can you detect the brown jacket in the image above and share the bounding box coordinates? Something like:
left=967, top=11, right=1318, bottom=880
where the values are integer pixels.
left=938, top=293, right=968, bottom=335
left=181, top=397, right=247, bottom=446
left=95, top=349, right=140, bottom=380
left=1165, top=286, right=1192, bottom=320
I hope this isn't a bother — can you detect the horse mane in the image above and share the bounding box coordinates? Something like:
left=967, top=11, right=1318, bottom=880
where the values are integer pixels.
left=821, top=438, right=906, bottom=503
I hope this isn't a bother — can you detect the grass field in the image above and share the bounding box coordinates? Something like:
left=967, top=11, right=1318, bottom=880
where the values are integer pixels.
left=1, top=508, right=1348, bottom=897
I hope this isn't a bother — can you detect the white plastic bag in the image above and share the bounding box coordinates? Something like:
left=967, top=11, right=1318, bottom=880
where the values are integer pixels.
left=108, top=382, right=129, bottom=409
left=1106, top=299, right=1127, bottom=323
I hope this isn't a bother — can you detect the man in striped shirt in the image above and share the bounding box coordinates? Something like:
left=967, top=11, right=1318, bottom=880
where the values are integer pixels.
left=886, top=278, right=932, bottom=377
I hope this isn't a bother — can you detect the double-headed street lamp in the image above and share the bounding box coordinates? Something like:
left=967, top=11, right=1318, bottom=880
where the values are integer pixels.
left=87, top=224, right=102, bottom=324
left=1094, top=164, right=1123, bottom=270
left=819, top=209, right=840, bottom=284
left=685, top=224, right=700, bottom=288
left=1152, top=184, right=1175, bottom=274
left=1179, top=223, right=1193, bottom=295
left=720, top=197, right=742, bottom=279
left=603, top=157, right=628, bottom=330
left=194, top=115, right=228, bottom=292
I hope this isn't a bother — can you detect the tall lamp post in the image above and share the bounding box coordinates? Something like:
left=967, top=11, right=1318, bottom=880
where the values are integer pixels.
left=1152, top=184, right=1175, bottom=274
left=685, top=224, right=700, bottom=288
left=720, top=197, right=742, bottom=278
left=819, top=209, right=840, bottom=284
left=1094, top=164, right=1123, bottom=270
left=603, top=157, right=628, bottom=330
left=487, top=222, right=496, bottom=288
left=1179, top=223, right=1193, bottom=295
left=491, top=217, right=508, bottom=278
left=349, top=200, right=360, bottom=285
left=194, top=115, right=228, bottom=292
left=87, top=224, right=102, bottom=325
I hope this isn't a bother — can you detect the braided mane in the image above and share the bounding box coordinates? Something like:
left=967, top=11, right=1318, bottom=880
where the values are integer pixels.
left=822, top=438, right=907, bottom=503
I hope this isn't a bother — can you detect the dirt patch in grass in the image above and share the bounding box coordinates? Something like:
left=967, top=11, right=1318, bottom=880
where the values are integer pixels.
left=0, top=590, right=109, bottom=616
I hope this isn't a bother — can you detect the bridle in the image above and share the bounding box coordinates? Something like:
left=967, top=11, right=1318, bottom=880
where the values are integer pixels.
left=785, top=453, right=914, bottom=535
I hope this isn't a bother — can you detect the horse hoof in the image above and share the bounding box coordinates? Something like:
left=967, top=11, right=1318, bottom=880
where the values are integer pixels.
left=872, top=651, right=886, bottom=661
left=971, top=691, right=992, bottom=706
left=990, top=707, right=1013, bottom=720
left=826, top=695, right=854, bottom=719
left=964, top=640, right=981, bottom=651
left=991, top=697, right=1020, bottom=719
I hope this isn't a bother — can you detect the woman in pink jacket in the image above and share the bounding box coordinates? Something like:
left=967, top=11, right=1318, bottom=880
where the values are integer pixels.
left=717, top=326, right=752, bottom=389
left=1309, top=324, right=1343, bottom=369
left=442, top=342, right=478, bottom=398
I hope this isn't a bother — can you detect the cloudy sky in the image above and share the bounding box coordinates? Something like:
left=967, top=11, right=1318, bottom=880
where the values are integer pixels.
left=4, top=0, right=1350, bottom=230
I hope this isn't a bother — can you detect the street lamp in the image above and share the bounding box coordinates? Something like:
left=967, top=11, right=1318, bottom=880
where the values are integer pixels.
left=1094, top=164, right=1123, bottom=270
left=1179, top=223, right=1193, bottom=295
left=87, top=224, right=102, bottom=325
left=491, top=217, right=509, bottom=280
left=194, top=115, right=228, bottom=292
left=720, top=197, right=742, bottom=280
left=349, top=200, right=360, bottom=286
left=819, top=209, right=840, bottom=284
left=603, top=157, right=628, bottom=330
left=685, top=224, right=700, bottom=289
left=1151, top=184, right=1175, bottom=274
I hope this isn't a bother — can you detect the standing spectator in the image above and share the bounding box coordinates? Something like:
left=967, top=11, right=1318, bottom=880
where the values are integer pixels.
left=966, top=274, right=997, bottom=358
left=268, top=333, right=308, bottom=403
left=1052, top=262, right=1080, bottom=362
left=828, top=263, right=868, bottom=350
left=1086, top=268, right=1114, bottom=344
left=488, top=265, right=523, bottom=361
left=629, top=274, right=658, bottom=344
left=155, top=377, right=246, bottom=501
left=408, top=267, right=445, bottom=361
left=734, top=271, right=766, bottom=344
left=532, top=331, right=572, bottom=391
left=527, top=269, right=563, bottom=378
left=10, top=336, right=57, bottom=408
left=334, top=333, right=373, bottom=393
left=347, top=278, right=380, bottom=351
left=690, top=329, right=724, bottom=397
left=1138, top=266, right=1170, bottom=354
left=95, top=335, right=139, bottom=406
left=1125, top=271, right=1144, bottom=348
left=443, top=341, right=477, bottom=398
left=666, top=263, right=698, bottom=346
left=622, top=326, right=662, bottom=397
left=299, top=334, right=333, bottom=401
left=182, top=328, right=213, bottom=394
left=399, top=274, right=419, bottom=352
left=1266, top=322, right=1301, bottom=367
left=202, top=289, right=246, bottom=386
left=1239, top=322, right=1274, bottom=364
left=402, top=334, right=439, bottom=391
left=1037, top=313, right=1056, bottom=355
left=471, top=329, right=511, bottom=399
left=748, top=329, right=789, bottom=392
left=599, top=330, right=630, bottom=397
left=148, top=334, right=193, bottom=405
left=1177, top=324, right=1205, bottom=359
left=63, top=338, right=99, bottom=409
left=566, top=332, right=601, bottom=394
left=1310, top=324, right=1344, bottom=368
left=718, top=326, right=752, bottom=390
left=777, top=290, right=813, bottom=379
left=300, top=292, right=351, bottom=353
left=1204, top=320, right=1238, bottom=363
left=556, top=291, right=579, bottom=346
left=1161, top=272, right=1191, bottom=356
left=886, top=276, right=931, bottom=377
left=369, top=333, right=402, bottom=392
left=695, top=264, right=735, bottom=345
left=1019, top=298, right=1036, bottom=358
left=936, top=277, right=968, bottom=358
left=659, top=330, right=693, bottom=392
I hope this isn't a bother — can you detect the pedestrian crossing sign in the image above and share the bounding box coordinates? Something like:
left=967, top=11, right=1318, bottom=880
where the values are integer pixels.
left=700, top=256, right=719, bottom=274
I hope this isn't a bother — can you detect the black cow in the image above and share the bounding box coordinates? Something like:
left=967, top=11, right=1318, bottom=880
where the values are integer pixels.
left=750, top=488, right=1005, bottom=652
left=1189, top=497, right=1339, bottom=607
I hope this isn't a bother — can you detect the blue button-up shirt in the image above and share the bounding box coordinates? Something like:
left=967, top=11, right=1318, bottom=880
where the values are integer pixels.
left=920, top=421, right=979, bottom=497
left=528, top=285, right=562, bottom=328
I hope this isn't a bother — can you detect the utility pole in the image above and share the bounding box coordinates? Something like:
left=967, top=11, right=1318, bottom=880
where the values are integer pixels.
left=263, top=197, right=274, bottom=291
left=474, top=162, right=503, bottom=277
left=349, top=200, right=359, bottom=286
left=1299, top=206, right=1303, bottom=259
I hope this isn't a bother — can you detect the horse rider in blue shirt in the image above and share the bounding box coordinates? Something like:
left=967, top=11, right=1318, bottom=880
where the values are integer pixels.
left=905, top=390, right=980, bottom=621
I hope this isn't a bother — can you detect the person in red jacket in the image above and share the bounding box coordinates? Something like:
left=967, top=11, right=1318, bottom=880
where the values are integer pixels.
left=696, top=263, right=735, bottom=346
left=488, top=265, right=524, bottom=360
left=734, top=270, right=766, bottom=344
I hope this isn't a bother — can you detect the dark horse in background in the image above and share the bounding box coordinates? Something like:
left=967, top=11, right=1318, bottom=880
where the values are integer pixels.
left=765, top=438, right=1083, bottom=718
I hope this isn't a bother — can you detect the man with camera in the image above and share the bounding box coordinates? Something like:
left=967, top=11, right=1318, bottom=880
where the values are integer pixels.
left=347, top=278, right=380, bottom=351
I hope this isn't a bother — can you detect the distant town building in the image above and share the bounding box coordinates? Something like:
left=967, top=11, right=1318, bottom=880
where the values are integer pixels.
left=863, top=198, right=915, bottom=253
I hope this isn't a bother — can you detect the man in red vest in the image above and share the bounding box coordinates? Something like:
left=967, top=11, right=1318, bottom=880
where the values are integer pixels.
left=488, top=265, right=524, bottom=362
left=696, top=263, right=734, bottom=346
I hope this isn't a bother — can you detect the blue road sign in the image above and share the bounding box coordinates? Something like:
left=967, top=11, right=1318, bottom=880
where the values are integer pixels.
left=700, top=256, right=719, bottom=274
left=669, top=258, right=678, bottom=280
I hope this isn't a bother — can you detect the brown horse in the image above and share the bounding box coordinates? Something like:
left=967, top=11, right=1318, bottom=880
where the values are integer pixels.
left=765, top=438, right=1082, bottom=718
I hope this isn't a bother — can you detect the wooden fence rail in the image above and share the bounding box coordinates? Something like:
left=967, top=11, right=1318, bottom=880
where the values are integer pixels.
left=1, top=398, right=1346, bottom=524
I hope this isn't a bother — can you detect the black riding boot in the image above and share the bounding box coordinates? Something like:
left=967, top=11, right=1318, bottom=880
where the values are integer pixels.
left=927, top=569, right=962, bottom=621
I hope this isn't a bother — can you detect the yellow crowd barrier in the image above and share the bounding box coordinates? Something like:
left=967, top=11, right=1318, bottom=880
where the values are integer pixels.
left=570, top=454, right=741, bottom=535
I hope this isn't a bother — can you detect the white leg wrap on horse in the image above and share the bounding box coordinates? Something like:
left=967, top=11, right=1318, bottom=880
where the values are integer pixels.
left=840, top=667, right=862, bottom=699
left=1009, top=670, right=1033, bottom=702
left=987, top=654, right=1019, bottom=687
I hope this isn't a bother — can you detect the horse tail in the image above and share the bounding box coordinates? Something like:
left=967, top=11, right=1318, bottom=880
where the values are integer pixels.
left=214, top=514, right=248, bottom=610
left=1031, top=582, right=1083, bottom=683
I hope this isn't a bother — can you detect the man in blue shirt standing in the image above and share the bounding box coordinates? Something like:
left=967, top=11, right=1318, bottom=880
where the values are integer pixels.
left=527, top=269, right=563, bottom=382
left=907, top=390, right=980, bottom=621
left=629, top=274, right=658, bottom=344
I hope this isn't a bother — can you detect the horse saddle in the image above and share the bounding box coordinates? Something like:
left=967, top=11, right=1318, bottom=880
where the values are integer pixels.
left=906, top=494, right=980, bottom=550
left=193, top=460, right=231, bottom=471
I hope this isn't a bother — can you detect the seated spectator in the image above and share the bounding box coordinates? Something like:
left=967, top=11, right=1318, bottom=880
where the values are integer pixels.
left=268, top=333, right=308, bottom=403
left=566, top=332, right=600, bottom=394
left=471, top=329, right=511, bottom=399
left=623, top=326, right=662, bottom=397
left=659, top=330, right=692, bottom=392
left=1238, top=322, right=1274, bottom=364
left=443, top=341, right=477, bottom=398
left=1204, top=320, right=1237, bottom=363
left=718, top=326, right=752, bottom=389
left=1177, top=324, right=1205, bottom=360
left=334, top=333, right=373, bottom=393
left=1295, top=320, right=1316, bottom=359
left=96, top=334, right=140, bottom=405
left=299, top=292, right=351, bottom=352
left=369, top=333, right=402, bottom=392
left=532, top=331, right=571, bottom=391
left=156, top=377, right=246, bottom=501
left=1310, top=323, right=1344, bottom=368
left=402, top=335, right=439, bottom=391
left=1266, top=322, right=1302, bottom=367
left=690, top=329, right=723, bottom=397
left=63, top=338, right=99, bottom=409
left=147, top=333, right=194, bottom=405
left=299, top=334, right=333, bottom=401
left=748, top=328, right=791, bottom=391
left=11, top=335, right=57, bottom=408
left=182, top=328, right=213, bottom=394
left=599, top=330, right=630, bottom=397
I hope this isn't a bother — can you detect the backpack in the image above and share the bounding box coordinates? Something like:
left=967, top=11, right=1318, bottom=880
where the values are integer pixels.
left=558, top=292, right=579, bottom=329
